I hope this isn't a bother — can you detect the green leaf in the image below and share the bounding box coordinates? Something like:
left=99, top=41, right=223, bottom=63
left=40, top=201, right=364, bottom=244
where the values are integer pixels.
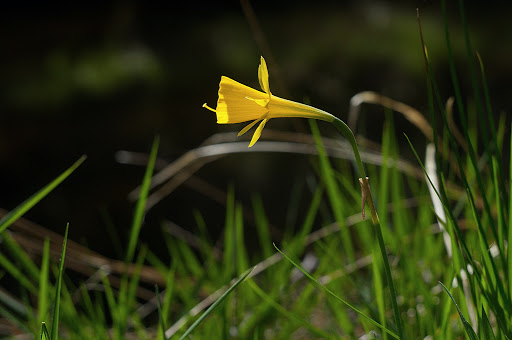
left=274, top=243, right=399, bottom=339
left=439, top=281, right=479, bottom=340
left=126, top=135, right=159, bottom=263
left=51, top=223, right=69, bottom=340
left=177, top=267, right=254, bottom=340
left=0, top=155, right=86, bottom=234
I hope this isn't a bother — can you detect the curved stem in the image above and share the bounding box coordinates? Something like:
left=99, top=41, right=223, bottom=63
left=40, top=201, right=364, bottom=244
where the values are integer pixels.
left=331, top=117, right=404, bottom=339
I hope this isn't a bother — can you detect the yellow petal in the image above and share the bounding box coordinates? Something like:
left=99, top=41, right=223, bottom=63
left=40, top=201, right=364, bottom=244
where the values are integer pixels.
left=216, top=76, right=268, bottom=124
left=237, top=119, right=261, bottom=137
left=248, top=118, right=268, bottom=147
left=258, top=57, right=271, bottom=95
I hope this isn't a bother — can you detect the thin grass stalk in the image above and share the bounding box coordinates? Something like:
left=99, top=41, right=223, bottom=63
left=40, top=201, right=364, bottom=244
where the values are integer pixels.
left=441, top=0, right=501, bottom=253
left=331, top=117, right=404, bottom=339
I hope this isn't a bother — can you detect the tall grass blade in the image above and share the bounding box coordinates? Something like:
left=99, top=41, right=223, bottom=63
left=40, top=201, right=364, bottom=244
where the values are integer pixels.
left=246, top=279, right=333, bottom=339
left=439, top=281, right=479, bottom=340
left=126, top=135, right=160, bottom=263
left=0, top=155, right=86, bottom=234
left=38, top=238, right=50, bottom=327
left=177, top=266, right=254, bottom=340
left=155, top=285, right=166, bottom=340
left=309, top=119, right=354, bottom=262
left=51, top=223, right=69, bottom=340
left=478, top=306, right=496, bottom=340
left=274, top=243, right=399, bottom=339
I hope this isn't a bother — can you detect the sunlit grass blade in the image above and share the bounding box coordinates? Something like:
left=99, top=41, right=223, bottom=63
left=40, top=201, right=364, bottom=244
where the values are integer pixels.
left=274, top=243, right=399, bottom=339
left=50, top=223, right=69, bottom=340
left=126, top=135, right=159, bottom=263
left=0, top=155, right=86, bottom=234
left=439, top=281, right=479, bottom=340
left=177, top=266, right=254, bottom=340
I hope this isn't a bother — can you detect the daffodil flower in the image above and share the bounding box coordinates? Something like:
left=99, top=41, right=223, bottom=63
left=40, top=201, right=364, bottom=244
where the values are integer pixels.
left=204, top=56, right=374, bottom=223
left=203, top=56, right=336, bottom=147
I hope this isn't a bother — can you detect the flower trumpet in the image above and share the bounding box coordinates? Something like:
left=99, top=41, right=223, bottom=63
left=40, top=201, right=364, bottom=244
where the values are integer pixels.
left=203, top=57, right=336, bottom=147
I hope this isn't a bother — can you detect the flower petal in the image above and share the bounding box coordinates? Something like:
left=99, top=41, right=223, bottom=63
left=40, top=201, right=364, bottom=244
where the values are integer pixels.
left=258, top=57, right=271, bottom=95
left=216, top=76, right=268, bottom=124
left=237, top=118, right=261, bottom=137
left=248, top=118, right=268, bottom=147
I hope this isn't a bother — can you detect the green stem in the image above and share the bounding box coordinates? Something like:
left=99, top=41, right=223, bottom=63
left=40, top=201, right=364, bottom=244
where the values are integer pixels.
left=332, top=117, right=404, bottom=339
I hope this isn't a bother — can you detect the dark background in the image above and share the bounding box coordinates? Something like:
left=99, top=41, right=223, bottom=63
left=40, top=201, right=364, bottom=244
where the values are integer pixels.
left=1, top=1, right=510, bottom=259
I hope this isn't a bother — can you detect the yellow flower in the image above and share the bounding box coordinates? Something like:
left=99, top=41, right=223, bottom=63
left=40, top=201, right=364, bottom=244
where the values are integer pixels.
left=204, top=57, right=336, bottom=147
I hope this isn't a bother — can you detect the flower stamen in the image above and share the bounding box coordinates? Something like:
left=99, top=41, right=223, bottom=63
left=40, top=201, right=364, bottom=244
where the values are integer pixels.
left=202, top=103, right=216, bottom=112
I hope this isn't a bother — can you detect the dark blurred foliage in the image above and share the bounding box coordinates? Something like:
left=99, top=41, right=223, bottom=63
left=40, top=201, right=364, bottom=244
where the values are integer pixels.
left=0, top=1, right=510, bottom=258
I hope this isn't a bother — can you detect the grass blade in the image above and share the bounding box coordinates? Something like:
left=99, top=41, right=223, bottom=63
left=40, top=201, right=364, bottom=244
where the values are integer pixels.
left=274, top=243, right=399, bottom=339
left=41, top=322, right=50, bottom=340
left=0, top=155, right=86, bottom=234
left=126, top=135, right=159, bottom=263
left=439, top=281, right=479, bottom=340
left=38, top=238, right=50, bottom=327
left=177, top=266, right=254, bottom=340
left=51, top=223, right=69, bottom=340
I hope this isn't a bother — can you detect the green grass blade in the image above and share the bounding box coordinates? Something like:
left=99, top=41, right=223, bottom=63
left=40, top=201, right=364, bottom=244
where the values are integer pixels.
left=251, top=195, right=273, bottom=259
left=51, top=223, right=69, bottom=340
left=478, top=306, right=497, bottom=340
left=155, top=285, right=166, bottom=340
left=126, top=135, right=160, bottom=263
left=157, top=264, right=176, bottom=340
left=509, top=123, right=512, bottom=298
left=0, top=252, right=37, bottom=294
left=246, top=279, right=334, bottom=339
left=0, top=155, right=86, bottom=234
left=2, top=233, right=40, bottom=281
left=439, top=281, right=479, bottom=340
left=177, top=266, right=254, bottom=340
left=38, top=238, right=50, bottom=327
left=41, top=321, right=51, bottom=340
left=273, top=243, right=399, bottom=339
left=309, top=119, right=354, bottom=261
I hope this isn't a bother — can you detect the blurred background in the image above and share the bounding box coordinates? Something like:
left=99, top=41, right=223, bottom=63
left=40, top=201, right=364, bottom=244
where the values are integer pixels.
left=1, top=1, right=511, bottom=259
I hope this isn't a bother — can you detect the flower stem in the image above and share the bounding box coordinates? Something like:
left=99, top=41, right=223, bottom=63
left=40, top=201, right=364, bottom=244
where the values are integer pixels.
left=332, top=117, right=404, bottom=339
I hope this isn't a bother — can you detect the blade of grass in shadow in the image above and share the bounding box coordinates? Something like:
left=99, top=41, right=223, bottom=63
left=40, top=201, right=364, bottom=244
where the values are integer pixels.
left=509, top=124, right=512, bottom=299
left=126, top=135, right=159, bottom=263
left=478, top=306, right=496, bottom=340
left=157, top=264, right=176, bottom=340
left=155, top=285, right=166, bottom=340
left=38, top=238, right=50, bottom=327
left=440, top=0, right=501, bottom=258
left=478, top=52, right=508, bottom=239
left=2, top=233, right=40, bottom=281
left=177, top=266, right=254, bottom=340
left=273, top=243, right=399, bottom=339
left=439, top=281, right=479, bottom=340
left=0, top=251, right=37, bottom=294
left=50, top=223, right=69, bottom=340
left=0, top=155, right=86, bottom=234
